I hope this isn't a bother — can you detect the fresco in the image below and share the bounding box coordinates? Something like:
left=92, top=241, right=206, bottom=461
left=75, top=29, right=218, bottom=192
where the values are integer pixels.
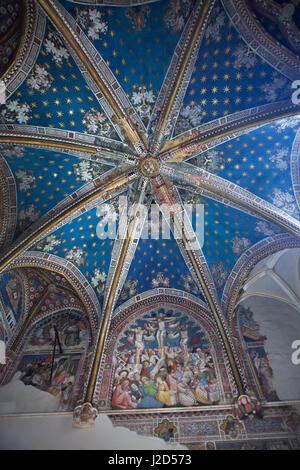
left=215, top=439, right=292, bottom=450
left=174, top=0, right=294, bottom=133
left=18, top=352, right=81, bottom=411
left=238, top=306, right=279, bottom=401
left=111, top=308, right=221, bottom=410
left=0, top=271, right=23, bottom=325
left=15, top=312, right=89, bottom=411
left=24, top=312, right=88, bottom=353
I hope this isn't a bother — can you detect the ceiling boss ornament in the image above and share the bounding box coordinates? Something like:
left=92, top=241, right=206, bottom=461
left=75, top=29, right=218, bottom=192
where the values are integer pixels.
left=138, top=155, right=161, bottom=178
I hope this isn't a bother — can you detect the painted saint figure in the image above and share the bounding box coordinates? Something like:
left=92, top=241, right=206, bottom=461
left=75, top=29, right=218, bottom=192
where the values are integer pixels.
left=112, top=379, right=137, bottom=409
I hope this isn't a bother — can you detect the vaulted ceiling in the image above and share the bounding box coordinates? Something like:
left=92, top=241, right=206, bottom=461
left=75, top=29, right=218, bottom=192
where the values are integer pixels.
left=0, top=0, right=300, bottom=408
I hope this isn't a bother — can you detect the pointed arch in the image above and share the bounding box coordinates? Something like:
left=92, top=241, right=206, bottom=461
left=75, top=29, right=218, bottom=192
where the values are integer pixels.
left=6, top=252, right=101, bottom=344
left=1, top=0, right=46, bottom=98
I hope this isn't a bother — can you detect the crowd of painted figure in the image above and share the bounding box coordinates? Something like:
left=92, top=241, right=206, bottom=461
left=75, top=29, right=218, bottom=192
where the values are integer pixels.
left=111, top=314, right=221, bottom=409
left=18, top=355, right=78, bottom=410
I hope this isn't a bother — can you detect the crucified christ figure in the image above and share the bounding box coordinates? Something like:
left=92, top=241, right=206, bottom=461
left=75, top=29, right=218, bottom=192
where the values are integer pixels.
left=146, top=313, right=180, bottom=353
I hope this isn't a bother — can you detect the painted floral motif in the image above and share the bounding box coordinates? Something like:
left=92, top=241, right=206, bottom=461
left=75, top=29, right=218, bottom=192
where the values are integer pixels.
left=0, top=99, right=31, bottom=124
left=44, top=26, right=70, bottom=65
left=125, top=6, right=150, bottom=31
left=65, top=247, right=86, bottom=267
left=1, top=145, right=25, bottom=159
left=91, top=268, right=107, bottom=297
left=120, top=279, right=138, bottom=301
left=74, top=161, right=93, bottom=182
left=231, top=236, right=251, bottom=256
left=269, top=146, right=289, bottom=171
left=82, top=108, right=115, bottom=137
left=175, top=104, right=203, bottom=134
left=210, top=261, right=230, bottom=294
left=260, top=76, right=290, bottom=102
left=73, top=7, right=108, bottom=41
left=180, top=274, right=199, bottom=295
left=164, top=0, right=194, bottom=33
left=131, top=85, right=156, bottom=124
left=97, top=202, right=119, bottom=225
left=205, top=8, right=226, bottom=40
left=74, top=160, right=107, bottom=182
left=27, top=64, right=53, bottom=93
left=34, top=235, right=61, bottom=252
left=18, top=204, right=40, bottom=232
left=273, top=115, right=300, bottom=132
left=195, top=149, right=225, bottom=173
left=15, top=169, right=35, bottom=192
left=232, top=45, right=258, bottom=70
left=151, top=272, right=170, bottom=288
left=272, top=188, right=299, bottom=218
left=254, top=220, right=282, bottom=237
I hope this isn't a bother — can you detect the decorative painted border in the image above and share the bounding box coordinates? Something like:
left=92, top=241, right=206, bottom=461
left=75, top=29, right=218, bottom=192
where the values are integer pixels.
left=2, top=0, right=46, bottom=99
left=38, top=0, right=147, bottom=153
left=291, top=128, right=300, bottom=211
left=161, top=162, right=300, bottom=238
left=65, top=0, right=160, bottom=5
left=0, top=124, right=138, bottom=165
left=108, top=403, right=300, bottom=447
left=0, top=154, right=17, bottom=250
left=250, top=0, right=300, bottom=54
left=6, top=252, right=101, bottom=338
left=94, top=288, right=237, bottom=406
left=222, top=234, right=300, bottom=321
left=151, top=175, right=247, bottom=394
left=161, top=101, right=300, bottom=162
left=113, top=287, right=209, bottom=318
left=221, top=0, right=300, bottom=80
left=0, top=269, right=25, bottom=341
left=21, top=268, right=48, bottom=322
left=149, top=0, right=216, bottom=152
left=103, top=180, right=151, bottom=311
left=0, top=166, right=136, bottom=274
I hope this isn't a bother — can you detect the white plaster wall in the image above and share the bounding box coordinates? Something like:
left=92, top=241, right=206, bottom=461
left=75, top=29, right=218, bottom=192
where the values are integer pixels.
left=240, top=296, right=300, bottom=401
left=0, top=374, right=186, bottom=450
left=0, top=372, right=60, bottom=413
left=0, top=413, right=187, bottom=450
